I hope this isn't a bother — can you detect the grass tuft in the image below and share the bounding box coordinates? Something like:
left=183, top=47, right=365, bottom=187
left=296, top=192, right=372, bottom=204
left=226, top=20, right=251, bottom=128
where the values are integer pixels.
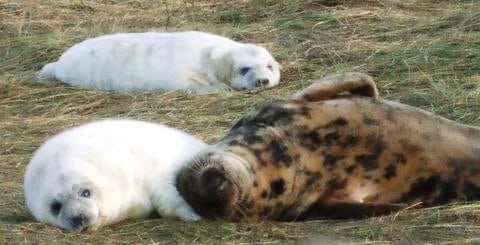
left=216, top=5, right=247, bottom=24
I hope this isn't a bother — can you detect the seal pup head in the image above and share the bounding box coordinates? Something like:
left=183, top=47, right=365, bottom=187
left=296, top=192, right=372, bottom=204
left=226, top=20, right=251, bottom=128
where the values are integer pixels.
left=25, top=154, right=102, bottom=231
left=24, top=145, right=129, bottom=231
left=226, top=44, right=280, bottom=90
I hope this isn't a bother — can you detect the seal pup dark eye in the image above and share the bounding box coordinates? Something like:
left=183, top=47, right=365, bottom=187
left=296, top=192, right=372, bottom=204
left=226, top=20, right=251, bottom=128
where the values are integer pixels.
left=80, top=189, right=91, bottom=198
left=51, top=201, right=62, bottom=215
left=267, top=64, right=274, bottom=71
left=239, top=67, right=250, bottom=76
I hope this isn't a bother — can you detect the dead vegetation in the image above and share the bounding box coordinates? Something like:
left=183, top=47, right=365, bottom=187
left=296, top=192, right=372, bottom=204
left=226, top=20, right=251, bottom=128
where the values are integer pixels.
left=1, top=0, right=479, bottom=244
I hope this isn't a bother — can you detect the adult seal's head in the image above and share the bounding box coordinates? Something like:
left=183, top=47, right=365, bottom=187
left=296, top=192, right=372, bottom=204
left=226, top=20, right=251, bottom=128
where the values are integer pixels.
left=176, top=148, right=255, bottom=220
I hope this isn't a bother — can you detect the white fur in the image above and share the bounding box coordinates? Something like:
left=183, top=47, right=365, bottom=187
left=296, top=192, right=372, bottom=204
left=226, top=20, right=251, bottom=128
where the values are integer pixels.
left=37, top=31, right=280, bottom=92
left=24, top=119, right=207, bottom=231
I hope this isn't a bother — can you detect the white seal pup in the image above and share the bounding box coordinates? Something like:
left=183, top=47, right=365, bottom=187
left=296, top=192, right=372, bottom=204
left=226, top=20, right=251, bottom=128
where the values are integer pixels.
left=24, top=119, right=207, bottom=231
left=37, top=31, right=280, bottom=92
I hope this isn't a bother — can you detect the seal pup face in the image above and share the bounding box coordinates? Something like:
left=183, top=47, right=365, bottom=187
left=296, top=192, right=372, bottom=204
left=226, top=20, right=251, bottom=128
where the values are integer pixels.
left=24, top=154, right=110, bottom=231
left=229, top=44, right=280, bottom=90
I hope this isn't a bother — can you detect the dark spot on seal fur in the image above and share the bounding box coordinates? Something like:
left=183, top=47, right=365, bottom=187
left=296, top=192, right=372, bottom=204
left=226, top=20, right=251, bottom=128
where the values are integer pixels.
left=267, top=140, right=292, bottom=167
left=324, top=154, right=345, bottom=168
left=434, top=180, right=458, bottom=204
left=341, top=135, right=359, bottom=148
left=363, top=116, right=381, bottom=126
left=305, top=171, right=322, bottom=188
left=269, top=178, right=286, bottom=198
left=298, top=131, right=323, bottom=151
left=365, top=134, right=386, bottom=155
left=327, top=178, right=347, bottom=190
left=324, top=117, right=348, bottom=128
left=324, top=132, right=341, bottom=146
left=227, top=138, right=270, bottom=167
left=464, top=181, right=480, bottom=200
left=398, top=175, right=441, bottom=203
left=229, top=101, right=311, bottom=131
left=248, top=101, right=311, bottom=127
left=384, top=164, right=397, bottom=180
left=302, top=169, right=316, bottom=176
left=344, top=165, right=357, bottom=174
left=261, top=190, right=268, bottom=198
left=355, top=154, right=379, bottom=171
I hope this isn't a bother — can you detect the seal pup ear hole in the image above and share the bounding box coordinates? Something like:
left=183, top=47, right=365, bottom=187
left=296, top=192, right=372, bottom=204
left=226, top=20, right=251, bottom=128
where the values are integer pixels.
left=292, top=72, right=379, bottom=102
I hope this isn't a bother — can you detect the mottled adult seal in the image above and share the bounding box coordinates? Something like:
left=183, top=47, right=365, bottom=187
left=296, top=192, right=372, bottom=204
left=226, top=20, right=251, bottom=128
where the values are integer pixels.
left=176, top=72, right=480, bottom=222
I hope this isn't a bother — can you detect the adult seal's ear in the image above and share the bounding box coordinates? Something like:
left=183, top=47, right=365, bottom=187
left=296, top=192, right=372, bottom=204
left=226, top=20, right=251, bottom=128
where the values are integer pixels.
left=292, top=72, right=379, bottom=102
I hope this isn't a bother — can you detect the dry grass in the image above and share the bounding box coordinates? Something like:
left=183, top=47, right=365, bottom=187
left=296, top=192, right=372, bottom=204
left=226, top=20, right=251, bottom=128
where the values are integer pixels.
left=1, top=0, right=479, bottom=244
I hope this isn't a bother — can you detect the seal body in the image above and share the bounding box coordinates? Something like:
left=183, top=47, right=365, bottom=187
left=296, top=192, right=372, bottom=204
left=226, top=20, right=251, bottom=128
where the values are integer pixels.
left=37, top=31, right=280, bottom=92
left=176, top=73, right=480, bottom=222
left=24, top=119, right=207, bottom=231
